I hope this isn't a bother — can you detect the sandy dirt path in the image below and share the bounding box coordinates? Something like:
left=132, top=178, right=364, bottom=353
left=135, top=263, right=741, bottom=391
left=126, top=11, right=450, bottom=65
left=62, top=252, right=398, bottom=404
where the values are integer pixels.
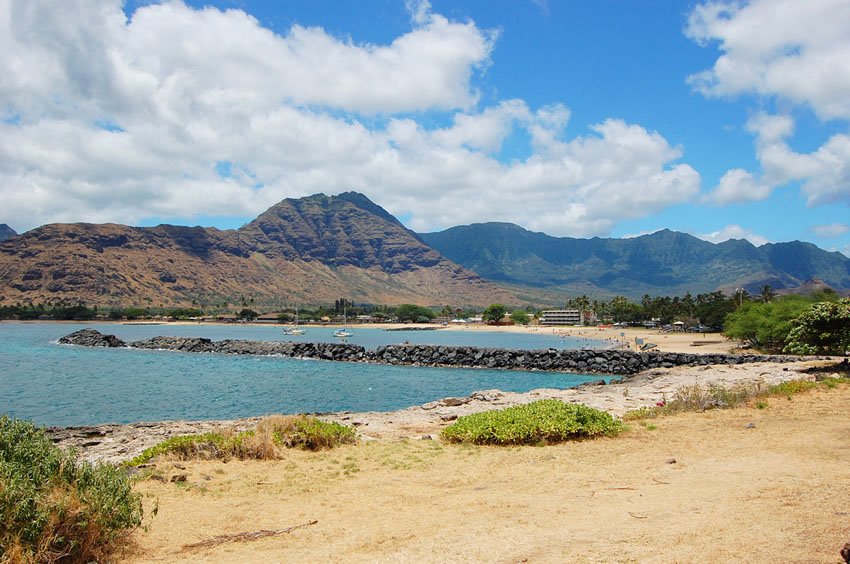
left=125, top=382, right=850, bottom=563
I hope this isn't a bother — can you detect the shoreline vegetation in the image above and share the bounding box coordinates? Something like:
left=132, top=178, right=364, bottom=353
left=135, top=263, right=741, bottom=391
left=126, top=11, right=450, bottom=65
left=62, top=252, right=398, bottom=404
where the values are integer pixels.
left=36, top=359, right=848, bottom=562
left=7, top=321, right=850, bottom=560
left=49, top=357, right=843, bottom=465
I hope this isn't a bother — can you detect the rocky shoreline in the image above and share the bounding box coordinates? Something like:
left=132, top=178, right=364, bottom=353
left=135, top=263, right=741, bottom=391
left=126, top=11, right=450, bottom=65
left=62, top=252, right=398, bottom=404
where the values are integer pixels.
left=46, top=359, right=840, bottom=464
left=59, top=328, right=806, bottom=375
left=48, top=329, right=840, bottom=465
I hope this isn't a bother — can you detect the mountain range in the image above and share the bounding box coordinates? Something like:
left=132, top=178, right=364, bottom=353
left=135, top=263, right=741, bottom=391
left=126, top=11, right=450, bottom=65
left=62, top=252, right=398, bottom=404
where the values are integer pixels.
left=421, top=222, right=850, bottom=299
left=0, top=193, right=848, bottom=308
left=0, top=193, right=510, bottom=308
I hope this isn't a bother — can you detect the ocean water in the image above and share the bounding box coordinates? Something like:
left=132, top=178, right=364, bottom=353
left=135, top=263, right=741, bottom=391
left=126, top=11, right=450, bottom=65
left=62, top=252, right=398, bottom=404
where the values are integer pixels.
left=0, top=322, right=606, bottom=427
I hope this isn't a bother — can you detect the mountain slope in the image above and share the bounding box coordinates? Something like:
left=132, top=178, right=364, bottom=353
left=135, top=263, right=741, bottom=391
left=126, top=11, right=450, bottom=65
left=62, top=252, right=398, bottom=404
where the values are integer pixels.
left=0, top=224, right=16, bottom=242
left=0, top=194, right=510, bottom=308
left=421, top=223, right=850, bottom=298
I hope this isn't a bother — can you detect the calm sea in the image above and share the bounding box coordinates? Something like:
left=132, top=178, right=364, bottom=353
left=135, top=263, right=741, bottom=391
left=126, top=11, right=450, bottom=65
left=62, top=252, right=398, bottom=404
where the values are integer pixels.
left=0, top=322, right=605, bottom=427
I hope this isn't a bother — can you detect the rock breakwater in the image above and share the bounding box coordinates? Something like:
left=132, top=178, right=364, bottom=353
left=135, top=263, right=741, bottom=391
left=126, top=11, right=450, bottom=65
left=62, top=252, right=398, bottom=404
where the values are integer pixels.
left=59, top=328, right=804, bottom=375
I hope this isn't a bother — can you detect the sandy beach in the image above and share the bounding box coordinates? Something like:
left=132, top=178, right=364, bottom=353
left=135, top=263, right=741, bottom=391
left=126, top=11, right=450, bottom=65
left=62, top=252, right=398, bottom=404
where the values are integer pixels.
left=167, top=319, right=740, bottom=356
left=39, top=322, right=850, bottom=561
left=438, top=322, right=738, bottom=355
left=121, top=365, right=850, bottom=563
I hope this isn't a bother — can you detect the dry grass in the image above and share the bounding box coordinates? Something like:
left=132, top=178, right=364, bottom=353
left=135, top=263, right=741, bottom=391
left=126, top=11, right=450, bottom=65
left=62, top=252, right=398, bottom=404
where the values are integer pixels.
left=623, top=376, right=850, bottom=420
left=125, top=384, right=850, bottom=562
left=179, top=520, right=318, bottom=552
left=126, top=415, right=355, bottom=467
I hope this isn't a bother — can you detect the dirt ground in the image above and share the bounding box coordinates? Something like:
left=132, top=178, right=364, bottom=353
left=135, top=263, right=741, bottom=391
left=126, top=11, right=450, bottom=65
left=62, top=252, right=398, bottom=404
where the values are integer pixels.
left=125, top=383, right=850, bottom=563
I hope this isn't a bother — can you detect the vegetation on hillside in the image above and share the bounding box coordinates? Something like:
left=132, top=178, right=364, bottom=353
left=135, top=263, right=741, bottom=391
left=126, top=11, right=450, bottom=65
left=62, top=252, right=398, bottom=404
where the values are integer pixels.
left=441, top=400, right=624, bottom=445
left=0, top=417, right=143, bottom=562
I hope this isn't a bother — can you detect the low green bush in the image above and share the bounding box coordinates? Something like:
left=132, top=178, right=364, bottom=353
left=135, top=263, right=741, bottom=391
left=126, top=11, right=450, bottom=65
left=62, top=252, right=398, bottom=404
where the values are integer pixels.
left=126, top=415, right=356, bottom=466
left=261, top=415, right=356, bottom=451
left=440, top=400, right=624, bottom=446
left=0, top=416, right=142, bottom=563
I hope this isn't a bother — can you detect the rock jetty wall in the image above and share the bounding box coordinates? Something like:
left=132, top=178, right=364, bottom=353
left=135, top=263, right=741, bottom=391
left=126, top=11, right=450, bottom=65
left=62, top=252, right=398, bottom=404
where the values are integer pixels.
left=59, top=328, right=804, bottom=376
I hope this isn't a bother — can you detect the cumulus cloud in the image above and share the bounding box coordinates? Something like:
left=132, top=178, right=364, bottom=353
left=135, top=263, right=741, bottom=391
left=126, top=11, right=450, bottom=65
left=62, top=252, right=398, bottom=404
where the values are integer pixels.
left=704, top=168, right=770, bottom=205
left=691, top=1, right=850, bottom=208
left=704, top=111, right=850, bottom=206
left=697, top=225, right=769, bottom=246
left=812, top=223, right=849, bottom=238
left=0, top=0, right=698, bottom=236
left=686, top=0, right=850, bottom=121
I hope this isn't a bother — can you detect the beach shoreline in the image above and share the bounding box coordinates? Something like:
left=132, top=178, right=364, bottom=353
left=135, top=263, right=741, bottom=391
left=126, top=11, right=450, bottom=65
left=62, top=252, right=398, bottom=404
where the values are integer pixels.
left=50, top=357, right=841, bottom=464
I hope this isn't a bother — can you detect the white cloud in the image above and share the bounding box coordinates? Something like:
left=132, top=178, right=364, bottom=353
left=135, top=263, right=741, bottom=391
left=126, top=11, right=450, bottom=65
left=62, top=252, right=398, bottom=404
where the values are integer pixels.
left=690, top=1, right=850, bottom=209
left=724, top=112, right=850, bottom=206
left=697, top=225, right=769, bottom=246
left=0, top=0, right=698, bottom=237
left=704, top=168, right=771, bottom=205
left=686, top=0, right=850, bottom=121
left=812, top=223, right=849, bottom=238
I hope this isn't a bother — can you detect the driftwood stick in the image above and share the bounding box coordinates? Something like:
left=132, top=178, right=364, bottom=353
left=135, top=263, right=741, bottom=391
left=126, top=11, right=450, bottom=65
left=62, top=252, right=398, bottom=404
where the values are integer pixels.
left=180, top=519, right=318, bottom=551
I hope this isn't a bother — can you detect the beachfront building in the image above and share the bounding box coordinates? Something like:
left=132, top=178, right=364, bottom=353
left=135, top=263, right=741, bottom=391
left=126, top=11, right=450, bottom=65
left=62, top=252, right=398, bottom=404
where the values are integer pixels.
left=540, top=309, right=582, bottom=326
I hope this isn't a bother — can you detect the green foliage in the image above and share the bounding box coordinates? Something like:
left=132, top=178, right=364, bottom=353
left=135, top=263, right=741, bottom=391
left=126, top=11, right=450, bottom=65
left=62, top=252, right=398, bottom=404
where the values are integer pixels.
left=126, top=416, right=356, bottom=466
left=167, top=307, right=204, bottom=319
left=264, top=415, right=356, bottom=450
left=237, top=308, right=258, bottom=320
left=509, top=310, right=530, bottom=325
left=394, top=304, right=435, bottom=322
left=723, top=295, right=815, bottom=352
left=783, top=298, right=850, bottom=356
left=0, top=417, right=142, bottom=562
left=440, top=400, right=624, bottom=446
left=482, top=303, right=507, bottom=323
left=0, top=302, right=99, bottom=321
left=123, top=307, right=152, bottom=320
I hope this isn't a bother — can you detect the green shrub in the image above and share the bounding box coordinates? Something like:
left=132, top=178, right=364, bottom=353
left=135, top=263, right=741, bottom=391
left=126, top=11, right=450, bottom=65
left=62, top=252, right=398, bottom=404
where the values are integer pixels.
left=440, top=400, right=624, bottom=446
left=260, top=415, right=356, bottom=451
left=126, top=415, right=356, bottom=466
left=0, top=417, right=142, bottom=563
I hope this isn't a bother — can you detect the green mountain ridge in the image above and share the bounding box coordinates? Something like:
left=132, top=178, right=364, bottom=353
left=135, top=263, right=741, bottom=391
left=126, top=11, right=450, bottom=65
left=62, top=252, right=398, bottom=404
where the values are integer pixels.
left=420, top=223, right=850, bottom=299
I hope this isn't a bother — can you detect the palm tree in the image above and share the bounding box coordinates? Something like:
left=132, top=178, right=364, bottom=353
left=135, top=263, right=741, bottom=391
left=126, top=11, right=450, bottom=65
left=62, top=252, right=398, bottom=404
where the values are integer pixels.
left=759, top=285, right=776, bottom=303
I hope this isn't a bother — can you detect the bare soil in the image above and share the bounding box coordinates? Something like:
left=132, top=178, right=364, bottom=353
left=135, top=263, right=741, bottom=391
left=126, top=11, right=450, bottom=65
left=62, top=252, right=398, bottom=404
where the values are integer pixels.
left=124, top=382, right=850, bottom=563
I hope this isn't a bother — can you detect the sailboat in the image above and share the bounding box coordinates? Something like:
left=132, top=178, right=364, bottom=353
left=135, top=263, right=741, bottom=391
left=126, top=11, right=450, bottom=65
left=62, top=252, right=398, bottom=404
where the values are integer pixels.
left=333, top=306, right=353, bottom=338
left=282, top=304, right=307, bottom=336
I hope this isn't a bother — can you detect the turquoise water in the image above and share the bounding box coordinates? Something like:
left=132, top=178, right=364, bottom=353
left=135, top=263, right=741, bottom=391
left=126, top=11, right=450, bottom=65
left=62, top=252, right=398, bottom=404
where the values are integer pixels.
left=0, top=322, right=604, bottom=427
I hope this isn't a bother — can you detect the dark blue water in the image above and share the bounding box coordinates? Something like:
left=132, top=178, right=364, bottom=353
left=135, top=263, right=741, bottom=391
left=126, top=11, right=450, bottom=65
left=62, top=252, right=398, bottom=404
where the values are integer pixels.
left=0, top=322, right=604, bottom=427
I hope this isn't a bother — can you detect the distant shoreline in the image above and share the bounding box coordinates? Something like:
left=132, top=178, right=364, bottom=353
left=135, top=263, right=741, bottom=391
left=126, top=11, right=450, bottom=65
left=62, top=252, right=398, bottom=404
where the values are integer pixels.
left=1, top=318, right=740, bottom=355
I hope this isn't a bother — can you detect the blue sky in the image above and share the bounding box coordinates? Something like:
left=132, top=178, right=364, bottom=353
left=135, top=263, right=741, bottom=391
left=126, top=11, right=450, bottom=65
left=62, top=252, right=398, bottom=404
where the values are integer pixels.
left=2, top=0, right=850, bottom=256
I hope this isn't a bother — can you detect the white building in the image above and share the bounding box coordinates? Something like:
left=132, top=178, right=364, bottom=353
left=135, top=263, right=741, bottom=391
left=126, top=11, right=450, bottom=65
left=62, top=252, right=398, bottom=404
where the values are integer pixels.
left=540, top=309, right=583, bottom=326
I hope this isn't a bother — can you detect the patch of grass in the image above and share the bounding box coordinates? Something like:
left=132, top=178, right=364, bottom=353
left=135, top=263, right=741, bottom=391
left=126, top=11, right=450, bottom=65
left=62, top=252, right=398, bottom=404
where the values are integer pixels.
left=624, top=377, right=850, bottom=421
left=440, top=400, right=625, bottom=446
left=125, top=416, right=356, bottom=467
left=0, top=416, right=143, bottom=563
left=260, top=415, right=356, bottom=451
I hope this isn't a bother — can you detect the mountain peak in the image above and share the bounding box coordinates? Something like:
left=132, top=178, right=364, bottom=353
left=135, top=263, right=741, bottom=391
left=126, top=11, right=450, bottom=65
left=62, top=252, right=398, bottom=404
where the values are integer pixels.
left=0, top=224, right=17, bottom=242
left=0, top=193, right=511, bottom=307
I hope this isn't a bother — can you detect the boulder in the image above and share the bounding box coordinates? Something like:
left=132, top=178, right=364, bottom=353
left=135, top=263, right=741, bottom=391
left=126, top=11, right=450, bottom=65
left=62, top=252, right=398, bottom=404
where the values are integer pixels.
left=58, top=328, right=125, bottom=347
